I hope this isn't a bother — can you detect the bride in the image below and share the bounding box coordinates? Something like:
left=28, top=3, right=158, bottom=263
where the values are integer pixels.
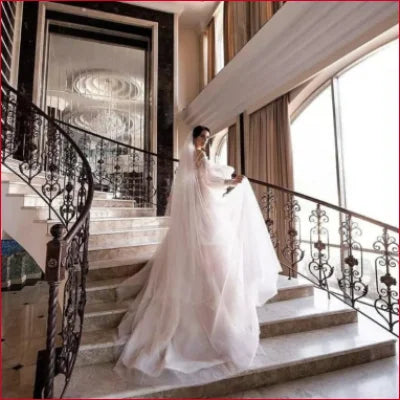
left=114, top=125, right=282, bottom=386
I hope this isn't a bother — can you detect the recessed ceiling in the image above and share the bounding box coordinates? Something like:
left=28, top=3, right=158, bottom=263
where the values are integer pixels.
left=125, top=1, right=218, bottom=29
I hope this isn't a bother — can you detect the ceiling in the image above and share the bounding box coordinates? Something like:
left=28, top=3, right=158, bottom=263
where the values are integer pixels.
left=126, top=1, right=218, bottom=29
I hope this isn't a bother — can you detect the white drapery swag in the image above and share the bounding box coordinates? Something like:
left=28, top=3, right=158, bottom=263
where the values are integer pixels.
left=114, top=132, right=282, bottom=387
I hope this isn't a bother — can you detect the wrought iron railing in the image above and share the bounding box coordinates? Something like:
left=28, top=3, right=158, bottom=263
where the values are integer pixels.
left=55, top=119, right=179, bottom=216
left=2, top=79, right=397, bottom=400
left=51, top=117, right=399, bottom=336
left=1, top=81, right=94, bottom=398
left=250, top=178, right=399, bottom=337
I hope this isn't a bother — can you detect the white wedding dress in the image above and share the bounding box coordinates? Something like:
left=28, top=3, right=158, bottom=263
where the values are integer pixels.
left=114, top=132, right=282, bottom=387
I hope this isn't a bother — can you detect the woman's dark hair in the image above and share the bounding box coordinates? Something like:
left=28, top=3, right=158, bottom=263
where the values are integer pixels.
left=192, top=125, right=210, bottom=139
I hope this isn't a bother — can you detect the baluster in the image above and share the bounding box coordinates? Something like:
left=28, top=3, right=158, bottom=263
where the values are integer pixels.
left=97, top=138, right=105, bottom=192
left=282, top=193, right=304, bottom=279
left=59, top=139, right=77, bottom=227
left=308, top=204, right=334, bottom=294
left=338, top=214, right=368, bottom=306
left=42, top=121, right=62, bottom=221
left=44, top=224, right=66, bottom=399
left=261, top=187, right=278, bottom=249
left=113, top=144, right=122, bottom=198
left=373, top=228, right=399, bottom=332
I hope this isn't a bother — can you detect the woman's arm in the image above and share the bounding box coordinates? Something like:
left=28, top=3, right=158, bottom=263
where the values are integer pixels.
left=195, top=150, right=243, bottom=187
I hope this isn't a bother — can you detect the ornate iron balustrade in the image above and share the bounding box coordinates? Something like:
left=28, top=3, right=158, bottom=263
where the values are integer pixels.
left=250, top=178, right=399, bottom=337
left=49, top=116, right=400, bottom=336
left=1, top=82, right=94, bottom=398
left=55, top=119, right=179, bottom=215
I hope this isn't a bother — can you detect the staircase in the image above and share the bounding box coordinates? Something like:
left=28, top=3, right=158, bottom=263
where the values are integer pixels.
left=2, top=161, right=397, bottom=399
left=58, top=248, right=396, bottom=395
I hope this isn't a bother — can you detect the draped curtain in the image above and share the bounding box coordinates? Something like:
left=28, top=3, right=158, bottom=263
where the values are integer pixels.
left=206, top=19, right=216, bottom=83
left=248, top=1, right=274, bottom=38
left=224, top=1, right=285, bottom=64
left=246, top=94, right=294, bottom=275
left=223, top=1, right=249, bottom=64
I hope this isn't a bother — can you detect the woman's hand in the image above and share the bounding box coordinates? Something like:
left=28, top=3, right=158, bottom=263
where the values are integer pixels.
left=232, top=175, right=245, bottom=185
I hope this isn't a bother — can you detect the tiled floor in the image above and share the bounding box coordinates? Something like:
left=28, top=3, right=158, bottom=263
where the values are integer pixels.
left=2, top=281, right=60, bottom=398
left=2, top=282, right=398, bottom=398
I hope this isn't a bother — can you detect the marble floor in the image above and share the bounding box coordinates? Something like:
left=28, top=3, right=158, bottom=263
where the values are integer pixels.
left=2, top=281, right=399, bottom=398
left=2, top=280, right=61, bottom=398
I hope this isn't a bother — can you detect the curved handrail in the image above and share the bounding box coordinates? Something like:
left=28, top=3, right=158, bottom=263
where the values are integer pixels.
left=1, top=81, right=94, bottom=398
left=55, top=117, right=397, bottom=233
left=56, top=107, right=398, bottom=335
left=55, top=119, right=179, bottom=163
left=247, top=178, right=398, bottom=232
left=2, top=82, right=94, bottom=234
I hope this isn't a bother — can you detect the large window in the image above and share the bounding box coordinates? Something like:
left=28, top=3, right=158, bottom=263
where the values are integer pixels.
left=291, top=39, right=399, bottom=226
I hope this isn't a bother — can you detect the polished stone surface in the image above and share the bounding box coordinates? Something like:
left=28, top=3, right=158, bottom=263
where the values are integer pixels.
left=3, top=278, right=398, bottom=399
left=2, top=281, right=62, bottom=398
left=231, top=350, right=399, bottom=398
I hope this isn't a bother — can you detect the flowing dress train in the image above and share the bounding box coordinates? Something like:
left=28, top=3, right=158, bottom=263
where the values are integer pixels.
left=113, top=133, right=282, bottom=387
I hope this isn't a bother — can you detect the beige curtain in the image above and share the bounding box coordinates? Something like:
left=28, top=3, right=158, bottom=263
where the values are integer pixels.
left=206, top=19, right=216, bottom=83
left=223, top=1, right=249, bottom=64
left=248, top=1, right=274, bottom=38
left=224, top=1, right=285, bottom=64
left=246, top=94, right=294, bottom=276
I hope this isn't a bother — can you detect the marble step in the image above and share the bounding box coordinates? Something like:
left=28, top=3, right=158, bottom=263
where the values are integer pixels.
left=77, top=295, right=356, bottom=366
left=88, top=228, right=168, bottom=249
left=88, top=243, right=159, bottom=264
left=62, top=316, right=396, bottom=398
left=85, top=272, right=313, bottom=309
left=3, top=179, right=113, bottom=199
left=88, top=257, right=150, bottom=281
left=86, top=278, right=127, bottom=304
left=36, top=216, right=170, bottom=235
left=82, top=291, right=357, bottom=335
left=8, top=193, right=135, bottom=208
left=88, top=217, right=169, bottom=234
left=44, top=228, right=166, bottom=248
left=24, top=206, right=156, bottom=220
left=83, top=302, right=129, bottom=333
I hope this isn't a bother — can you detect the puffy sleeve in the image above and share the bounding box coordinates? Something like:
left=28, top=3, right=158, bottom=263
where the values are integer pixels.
left=195, top=150, right=233, bottom=188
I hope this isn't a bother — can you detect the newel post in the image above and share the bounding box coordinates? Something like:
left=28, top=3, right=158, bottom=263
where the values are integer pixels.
left=44, top=224, right=66, bottom=399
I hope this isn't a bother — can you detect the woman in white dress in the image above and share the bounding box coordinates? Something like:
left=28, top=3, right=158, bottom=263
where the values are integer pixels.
left=114, top=126, right=282, bottom=386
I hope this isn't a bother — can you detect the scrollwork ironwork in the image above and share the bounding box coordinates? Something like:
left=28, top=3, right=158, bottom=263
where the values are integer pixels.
left=1, top=82, right=93, bottom=398
left=373, top=228, right=399, bottom=332
left=338, top=214, right=368, bottom=306
left=281, top=194, right=304, bottom=279
left=308, top=204, right=334, bottom=290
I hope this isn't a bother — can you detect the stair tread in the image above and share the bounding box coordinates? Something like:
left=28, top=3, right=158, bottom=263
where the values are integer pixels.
left=86, top=278, right=126, bottom=291
left=45, top=227, right=167, bottom=238
left=65, top=317, right=396, bottom=398
left=80, top=295, right=356, bottom=347
left=89, top=242, right=160, bottom=251
left=22, top=205, right=154, bottom=210
left=85, top=302, right=129, bottom=317
left=3, top=180, right=112, bottom=197
left=34, top=216, right=169, bottom=223
left=85, top=275, right=312, bottom=293
left=6, top=192, right=134, bottom=202
left=257, top=292, right=354, bottom=324
left=89, top=257, right=150, bottom=270
left=89, top=227, right=168, bottom=236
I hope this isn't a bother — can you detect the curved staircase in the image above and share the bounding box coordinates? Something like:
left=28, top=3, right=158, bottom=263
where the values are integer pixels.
left=58, top=270, right=396, bottom=398
left=2, top=155, right=398, bottom=399
left=2, top=85, right=397, bottom=398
